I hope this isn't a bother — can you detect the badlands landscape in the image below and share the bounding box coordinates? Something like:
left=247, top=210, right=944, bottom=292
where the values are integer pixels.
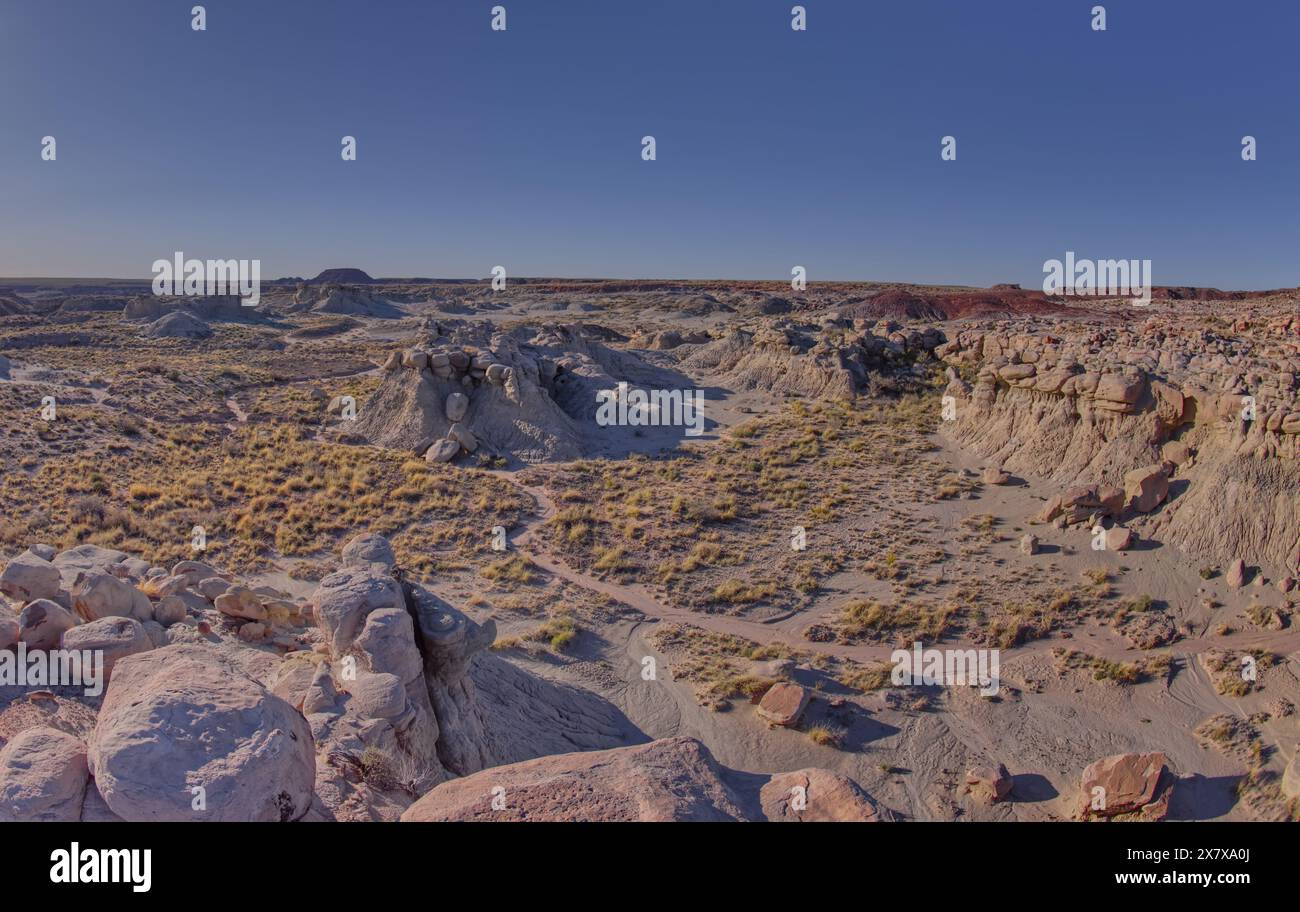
left=0, top=272, right=1298, bottom=823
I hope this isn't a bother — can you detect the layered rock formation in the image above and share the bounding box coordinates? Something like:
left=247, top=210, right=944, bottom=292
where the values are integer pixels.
left=287, top=535, right=499, bottom=819
left=681, top=318, right=943, bottom=400
left=939, top=315, right=1300, bottom=571
left=286, top=283, right=403, bottom=317
left=123, top=294, right=262, bottom=323
left=143, top=310, right=212, bottom=339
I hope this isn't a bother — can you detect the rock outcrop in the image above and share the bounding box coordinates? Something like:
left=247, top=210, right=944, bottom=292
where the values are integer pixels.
left=355, top=320, right=699, bottom=463
left=143, top=310, right=212, bottom=339
left=760, top=768, right=891, bottom=822
left=288, top=284, right=403, bottom=318
left=939, top=320, right=1300, bottom=571
left=682, top=319, right=943, bottom=401
left=401, top=737, right=749, bottom=822
left=304, top=533, right=497, bottom=819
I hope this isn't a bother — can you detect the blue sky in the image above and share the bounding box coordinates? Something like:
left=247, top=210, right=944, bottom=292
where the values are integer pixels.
left=1, top=0, right=1297, bottom=287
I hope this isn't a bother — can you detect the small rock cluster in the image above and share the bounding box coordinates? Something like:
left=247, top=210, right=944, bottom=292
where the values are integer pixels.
left=0, top=544, right=311, bottom=669
left=385, top=344, right=514, bottom=387
left=379, top=345, right=515, bottom=463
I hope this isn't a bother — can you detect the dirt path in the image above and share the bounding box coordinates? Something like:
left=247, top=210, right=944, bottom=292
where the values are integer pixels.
left=502, top=477, right=1300, bottom=670
left=225, top=397, right=248, bottom=425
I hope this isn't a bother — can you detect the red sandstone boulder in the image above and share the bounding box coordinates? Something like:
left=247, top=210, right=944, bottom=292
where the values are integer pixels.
left=756, top=682, right=811, bottom=727
left=1078, top=752, right=1174, bottom=820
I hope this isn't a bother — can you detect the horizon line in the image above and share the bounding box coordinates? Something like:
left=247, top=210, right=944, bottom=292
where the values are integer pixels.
left=1, top=275, right=1296, bottom=294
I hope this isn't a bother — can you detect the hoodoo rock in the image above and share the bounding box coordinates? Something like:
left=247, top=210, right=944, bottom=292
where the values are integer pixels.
left=310, top=566, right=406, bottom=655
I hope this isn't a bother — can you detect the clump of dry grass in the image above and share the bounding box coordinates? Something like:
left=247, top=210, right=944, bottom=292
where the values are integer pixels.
left=480, top=554, right=538, bottom=585
left=1052, top=648, right=1172, bottom=685
left=835, top=599, right=954, bottom=644
left=1204, top=649, right=1275, bottom=697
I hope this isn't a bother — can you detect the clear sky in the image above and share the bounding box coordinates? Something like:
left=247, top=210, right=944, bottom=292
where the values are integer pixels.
left=1, top=0, right=1297, bottom=287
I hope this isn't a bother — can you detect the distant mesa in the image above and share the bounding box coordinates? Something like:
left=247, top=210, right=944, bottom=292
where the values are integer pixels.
left=845, top=286, right=1074, bottom=321
left=311, top=268, right=374, bottom=285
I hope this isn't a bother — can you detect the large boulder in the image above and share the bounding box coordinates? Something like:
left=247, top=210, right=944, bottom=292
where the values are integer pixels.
left=51, top=545, right=128, bottom=589
left=1226, top=558, right=1248, bottom=588
left=89, top=645, right=314, bottom=821
left=169, top=560, right=222, bottom=588
left=340, top=533, right=396, bottom=569
left=60, top=616, right=152, bottom=682
left=1123, top=464, right=1169, bottom=514
left=425, top=439, right=460, bottom=463
left=213, top=586, right=269, bottom=621
left=70, top=571, right=152, bottom=623
left=756, top=682, right=810, bottom=727
left=17, top=599, right=77, bottom=650
left=760, top=768, right=890, bottom=821
left=401, top=737, right=748, bottom=822
left=0, top=727, right=89, bottom=822
left=0, top=552, right=62, bottom=603
left=1078, top=752, right=1174, bottom=820
left=445, top=392, right=468, bottom=422
left=1106, top=526, right=1135, bottom=551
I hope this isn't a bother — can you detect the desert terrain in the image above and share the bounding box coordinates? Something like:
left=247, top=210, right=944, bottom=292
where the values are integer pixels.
left=0, top=272, right=1297, bottom=822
